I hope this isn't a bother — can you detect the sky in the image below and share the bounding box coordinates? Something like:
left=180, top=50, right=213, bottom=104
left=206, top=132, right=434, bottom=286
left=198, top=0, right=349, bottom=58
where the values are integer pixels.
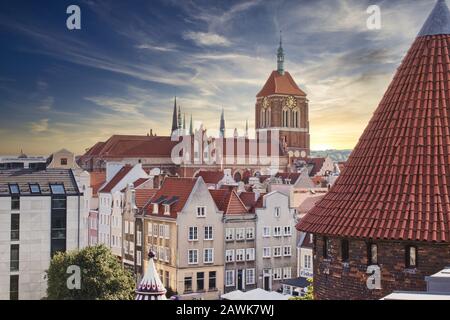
left=0, top=0, right=441, bottom=155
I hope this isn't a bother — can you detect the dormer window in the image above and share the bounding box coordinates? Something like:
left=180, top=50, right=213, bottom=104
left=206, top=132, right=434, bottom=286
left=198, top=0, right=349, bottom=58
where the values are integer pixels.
left=9, top=184, right=20, bottom=195
left=50, top=184, right=65, bottom=195
left=152, top=204, right=158, bottom=214
left=196, top=206, right=206, bottom=218
left=29, top=184, right=41, bottom=194
left=163, top=204, right=170, bottom=215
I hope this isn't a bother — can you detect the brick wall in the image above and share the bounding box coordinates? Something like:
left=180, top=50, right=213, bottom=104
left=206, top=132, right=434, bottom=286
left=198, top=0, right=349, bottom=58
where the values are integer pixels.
left=313, top=235, right=450, bottom=300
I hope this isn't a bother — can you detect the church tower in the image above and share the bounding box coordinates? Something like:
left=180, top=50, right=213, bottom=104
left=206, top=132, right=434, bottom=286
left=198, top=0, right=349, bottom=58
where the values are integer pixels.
left=255, top=34, right=310, bottom=158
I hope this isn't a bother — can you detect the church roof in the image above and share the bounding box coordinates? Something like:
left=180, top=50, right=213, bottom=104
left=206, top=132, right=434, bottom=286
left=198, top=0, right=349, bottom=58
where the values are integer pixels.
left=135, top=251, right=167, bottom=300
left=256, top=71, right=306, bottom=97
left=297, top=0, right=450, bottom=243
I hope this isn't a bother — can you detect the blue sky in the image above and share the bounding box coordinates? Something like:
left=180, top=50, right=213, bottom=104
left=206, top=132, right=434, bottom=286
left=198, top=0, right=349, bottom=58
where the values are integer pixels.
left=0, top=0, right=441, bottom=155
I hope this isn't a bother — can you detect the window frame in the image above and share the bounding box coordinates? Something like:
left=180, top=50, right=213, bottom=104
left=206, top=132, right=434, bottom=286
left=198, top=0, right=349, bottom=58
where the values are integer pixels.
left=405, top=245, right=418, bottom=268
left=341, top=239, right=349, bottom=263
left=367, top=242, right=378, bottom=265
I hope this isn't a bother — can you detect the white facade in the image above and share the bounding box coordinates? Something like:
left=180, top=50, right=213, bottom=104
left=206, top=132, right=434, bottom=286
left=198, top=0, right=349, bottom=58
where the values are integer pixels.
left=98, top=163, right=148, bottom=257
left=0, top=194, right=83, bottom=300
left=255, top=191, right=298, bottom=292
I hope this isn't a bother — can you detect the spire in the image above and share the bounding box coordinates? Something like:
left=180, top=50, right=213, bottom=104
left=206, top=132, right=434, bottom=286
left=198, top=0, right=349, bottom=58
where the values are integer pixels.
left=189, top=114, right=193, bottom=135
left=135, top=250, right=167, bottom=300
left=245, top=120, right=249, bottom=138
left=418, top=0, right=450, bottom=36
left=277, top=30, right=285, bottom=75
left=177, top=105, right=182, bottom=130
left=183, top=113, right=186, bottom=131
left=171, top=97, right=178, bottom=135
left=220, top=108, right=225, bottom=138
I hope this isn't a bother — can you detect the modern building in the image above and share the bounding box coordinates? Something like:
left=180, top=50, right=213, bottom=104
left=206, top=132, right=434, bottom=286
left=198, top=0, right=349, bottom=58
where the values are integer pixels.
left=0, top=169, right=84, bottom=300
left=297, top=0, right=450, bottom=300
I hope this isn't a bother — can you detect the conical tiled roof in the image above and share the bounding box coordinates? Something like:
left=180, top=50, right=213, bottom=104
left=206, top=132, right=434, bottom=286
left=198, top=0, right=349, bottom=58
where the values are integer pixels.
left=297, top=0, right=450, bottom=243
left=135, top=251, right=167, bottom=300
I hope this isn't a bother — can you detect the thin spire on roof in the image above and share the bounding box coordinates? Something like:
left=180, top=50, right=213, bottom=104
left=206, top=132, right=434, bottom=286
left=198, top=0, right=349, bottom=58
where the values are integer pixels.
left=418, top=0, right=450, bottom=36
left=277, top=30, right=285, bottom=75
left=177, top=105, right=182, bottom=130
left=189, top=114, right=193, bottom=135
left=171, top=96, right=178, bottom=135
left=220, top=108, right=225, bottom=138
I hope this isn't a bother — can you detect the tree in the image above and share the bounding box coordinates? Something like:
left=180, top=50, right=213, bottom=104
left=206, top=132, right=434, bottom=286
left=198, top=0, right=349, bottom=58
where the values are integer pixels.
left=46, top=245, right=135, bottom=300
left=289, top=278, right=314, bottom=300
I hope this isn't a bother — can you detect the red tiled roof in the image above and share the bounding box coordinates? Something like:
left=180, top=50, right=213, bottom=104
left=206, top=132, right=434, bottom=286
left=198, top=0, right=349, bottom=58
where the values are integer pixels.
left=135, top=189, right=158, bottom=209
left=81, top=135, right=178, bottom=160
left=121, top=178, right=151, bottom=192
left=90, top=171, right=106, bottom=195
left=257, top=71, right=306, bottom=97
left=275, top=172, right=302, bottom=184
left=144, top=177, right=197, bottom=218
left=210, top=189, right=248, bottom=215
left=298, top=195, right=325, bottom=214
left=99, top=165, right=133, bottom=193
left=239, top=192, right=265, bottom=213
left=297, top=33, right=450, bottom=243
left=307, top=158, right=326, bottom=176
left=196, top=171, right=224, bottom=184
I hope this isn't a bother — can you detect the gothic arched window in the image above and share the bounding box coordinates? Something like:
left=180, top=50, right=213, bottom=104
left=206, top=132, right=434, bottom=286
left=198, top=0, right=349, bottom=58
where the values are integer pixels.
left=266, top=108, right=271, bottom=127
left=261, top=109, right=265, bottom=128
left=292, top=108, right=300, bottom=128
left=282, top=108, right=290, bottom=127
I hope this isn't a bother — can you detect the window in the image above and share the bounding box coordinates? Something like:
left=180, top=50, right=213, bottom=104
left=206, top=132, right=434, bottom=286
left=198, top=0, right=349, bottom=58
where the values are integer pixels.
left=159, top=224, right=164, bottom=238
left=273, top=226, right=282, bottom=237
left=9, top=184, right=20, bottom=195
left=225, top=228, right=234, bottom=241
left=188, top=227, right=198, bottom=241
left=368, top=243, right=378, bottom=265
left=235, top=228, right=245, bottom=240
left=129, top=221, right=134, bottom=235
left=274, top=207, right=281, bottom=218
left=148, top=223, right=153, bottom=236
left=341, top=239, right=349, bottom=262
left=50, top=184, right=65, bottom=194
left=236, top=249, right=245, bottom=261
left=11, top=196, right=20, bottom=211
left=125, top=221, right=129, bottom=233
left=204, top=226, right=213, bottom=240
left=165, top=271, right=170, bottom=287
left=304, top=254, right=312, bottom=269
left=246, top=227, right=255, bottom=239
left=10, top=275, right=19, bottom=300
left=196, top=206, right=206, bottom=217
left=406, top=246, right=417, bottom=268
left=184, top=276, right=193, bottom=293
left=273, top=268, right=282, bottom=280
left=208, top=271, right=216, bottom=290
left=273, top=246, right=282, bottom=257
left=263, top=247, right=271, bottom=258
left=136, top=231, right=142, bottom=246
left=246, top=248, right=255, bottom=261
left=153, top=224, right=158, bottom=237
left=283, top=226, right=292, bottom=236
left=246, top=269, right=255, bottom=285
left=60, top=158, right=68, bottom=165
left=163, top=204, right=170, bottom=215
left=204, top=248, right=214, bottom=264
left=136, top=250, right=141, bottom=266
left=165, top=247, right=170, bottom=262
left=164, top=225, right=170, bottom=239
left=11, top=213, right=19, bottom=241
left=188, top=249, right=198, bottom=264
left=283, top=267, right=292, bottom=279
left=263, top=226, right=270, bottom=237
left=29, top=184, right=41, bottom=194
left=197, top=272, right=205, bottom=292
left=323, top=237, right=329, bottom=259
left=225, top=250, right=235, bottom=262
left=225, top=270, right=235, bottom=287
left=283, top=245, right=292, bottom=257
left=152, top=204, right=158, bottom=214
left=10, top=244, right=19, bottom=271
left=124, top=240, right=129, bottom=254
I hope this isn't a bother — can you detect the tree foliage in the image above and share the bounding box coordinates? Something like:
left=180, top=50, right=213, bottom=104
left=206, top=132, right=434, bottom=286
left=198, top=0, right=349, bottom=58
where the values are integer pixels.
left=46, top=245, right=135, bottom=300
left=289, top=278, right=314, bottom=300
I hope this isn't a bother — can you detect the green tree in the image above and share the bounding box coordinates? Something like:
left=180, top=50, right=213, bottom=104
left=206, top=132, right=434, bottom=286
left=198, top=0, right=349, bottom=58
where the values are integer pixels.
left=289, top=278, right=314, bottom=300
left=46, top=245, right=135, bottom=300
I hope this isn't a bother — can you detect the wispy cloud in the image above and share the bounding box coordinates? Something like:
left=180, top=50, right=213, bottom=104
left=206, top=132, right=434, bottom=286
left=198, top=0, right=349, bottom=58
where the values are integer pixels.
left=29, top=118, right=49, bottom=133
left=183, top=31, right=231, bottom=47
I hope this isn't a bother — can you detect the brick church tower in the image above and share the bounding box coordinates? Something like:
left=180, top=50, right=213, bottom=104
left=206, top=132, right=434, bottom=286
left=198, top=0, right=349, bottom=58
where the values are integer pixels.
left=297, top=0, right=450, bottom=300
left=255, top=34, right=310, bottom=158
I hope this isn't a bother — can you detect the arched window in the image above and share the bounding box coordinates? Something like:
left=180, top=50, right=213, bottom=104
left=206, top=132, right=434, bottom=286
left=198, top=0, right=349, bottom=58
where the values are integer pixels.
left=292, top=108, right=300, bottom=128
left=266, top=108, right=271, bottom=127
left=282, top=108, right=290, bottom=127
left=261, top=109, right=265, bottom=128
